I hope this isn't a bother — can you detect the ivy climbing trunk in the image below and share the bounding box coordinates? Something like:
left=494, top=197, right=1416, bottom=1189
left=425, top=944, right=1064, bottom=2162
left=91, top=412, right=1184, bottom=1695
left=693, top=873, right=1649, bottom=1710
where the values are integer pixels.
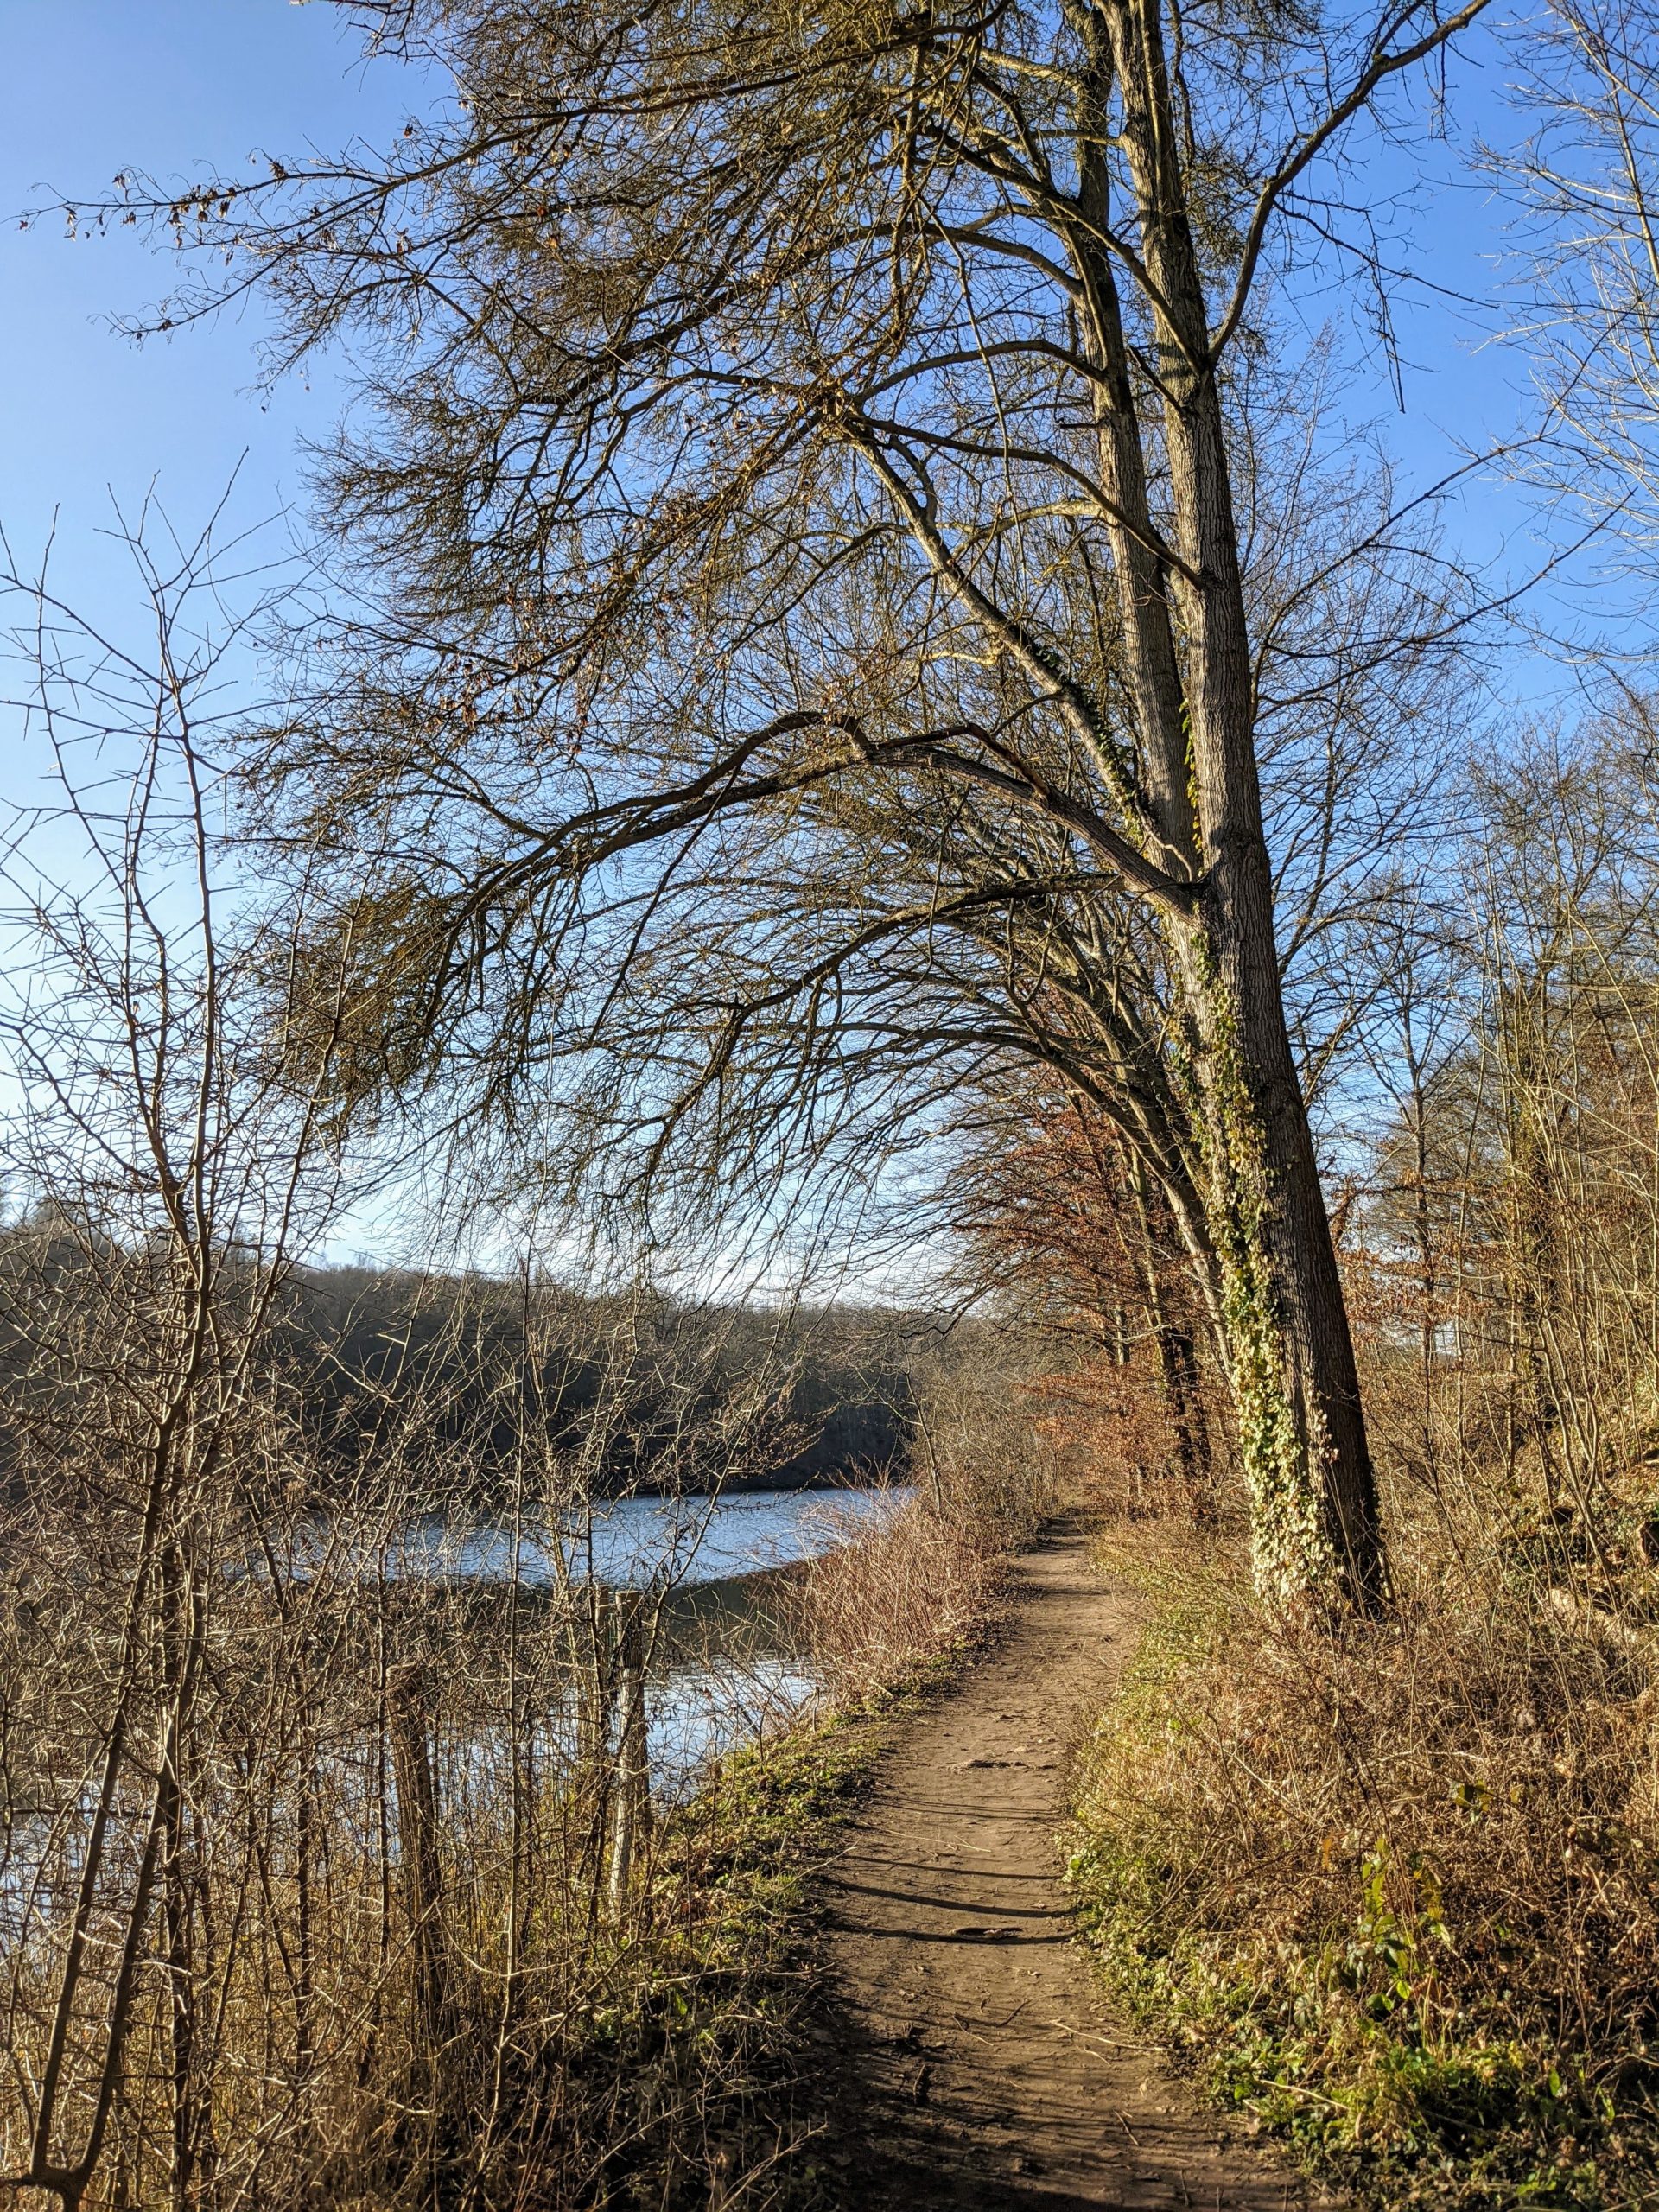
left=153, top=0, right=1459, bottom=1620
left=1187, top=890, right=1386, bottom=1609
left=1071, top=0, right=1388, bottom=1609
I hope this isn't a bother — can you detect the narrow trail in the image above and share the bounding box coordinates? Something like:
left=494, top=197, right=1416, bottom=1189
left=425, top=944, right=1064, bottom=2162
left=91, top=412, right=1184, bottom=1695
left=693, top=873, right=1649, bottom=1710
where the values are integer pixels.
left=815, top=1528, right=1333, bottom=2210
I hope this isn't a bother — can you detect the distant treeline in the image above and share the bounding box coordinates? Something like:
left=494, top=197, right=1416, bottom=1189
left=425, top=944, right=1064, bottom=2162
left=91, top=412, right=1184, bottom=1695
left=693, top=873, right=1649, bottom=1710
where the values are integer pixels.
left=0, top=1222, right=918, bottom=1504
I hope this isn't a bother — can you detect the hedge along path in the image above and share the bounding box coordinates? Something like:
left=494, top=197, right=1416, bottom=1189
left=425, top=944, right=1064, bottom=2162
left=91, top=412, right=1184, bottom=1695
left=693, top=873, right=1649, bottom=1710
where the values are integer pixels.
left=814, top=1526, right=1337, bottom=2209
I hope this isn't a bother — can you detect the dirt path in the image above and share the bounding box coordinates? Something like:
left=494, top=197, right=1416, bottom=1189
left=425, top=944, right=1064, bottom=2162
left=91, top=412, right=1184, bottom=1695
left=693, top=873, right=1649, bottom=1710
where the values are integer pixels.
left=815, top=1528, right=1332, bottom=2209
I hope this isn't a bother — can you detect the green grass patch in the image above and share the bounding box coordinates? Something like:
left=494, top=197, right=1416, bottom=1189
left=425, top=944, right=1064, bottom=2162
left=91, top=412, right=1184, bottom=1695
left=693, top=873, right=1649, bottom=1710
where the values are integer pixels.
left=575, top=1624, right=999, bottom=2208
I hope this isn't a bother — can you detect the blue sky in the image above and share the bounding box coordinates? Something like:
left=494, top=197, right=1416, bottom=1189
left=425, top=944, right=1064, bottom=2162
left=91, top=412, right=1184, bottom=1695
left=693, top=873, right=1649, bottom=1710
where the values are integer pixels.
left=0, top=4, right=421, bottom=1257
left=0, top=7, right=1592, bottom=741
left=0, top=4, right=416, bottom=834
left=2, top=3, right=408, bottom=554
left=0, top=2, right=1629, bottom=1268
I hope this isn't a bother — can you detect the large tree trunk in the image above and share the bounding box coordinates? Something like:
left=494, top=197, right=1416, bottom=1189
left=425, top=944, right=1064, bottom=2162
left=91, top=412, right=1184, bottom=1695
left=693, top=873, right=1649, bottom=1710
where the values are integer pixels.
left=1071, top=0, right=1387, bottom=1609
left=1197, top=861, right=1386, bottom=1606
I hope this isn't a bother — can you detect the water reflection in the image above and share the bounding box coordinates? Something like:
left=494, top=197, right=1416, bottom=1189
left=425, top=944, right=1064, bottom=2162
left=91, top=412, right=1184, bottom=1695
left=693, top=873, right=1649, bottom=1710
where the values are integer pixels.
left=387, top=1484, right=910, bottom=1796
left=0, top=1491, right=906, bottom=1942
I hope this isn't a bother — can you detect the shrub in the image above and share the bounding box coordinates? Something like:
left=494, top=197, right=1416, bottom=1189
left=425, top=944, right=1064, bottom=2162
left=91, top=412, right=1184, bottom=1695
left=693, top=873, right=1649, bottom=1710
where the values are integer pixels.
left=1067, top=1522, right=1659, bottom=2207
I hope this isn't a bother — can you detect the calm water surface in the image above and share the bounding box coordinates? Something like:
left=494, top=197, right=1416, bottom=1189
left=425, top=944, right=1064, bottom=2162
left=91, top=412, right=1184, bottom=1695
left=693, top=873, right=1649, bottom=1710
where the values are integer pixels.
left=383, top=1484, right=912, bottom=1796
left=0, top=1486, right=911, bottom=1937
left=0, top=1490, right=908, bottom=1930
left=367, top=1484, right=908, bottom=1591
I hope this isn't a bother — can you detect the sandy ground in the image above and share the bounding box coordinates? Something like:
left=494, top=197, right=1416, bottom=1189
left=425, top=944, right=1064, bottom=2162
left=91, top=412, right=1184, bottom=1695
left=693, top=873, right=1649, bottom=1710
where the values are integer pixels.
left=811, top=1527, right=1338, bottom=2210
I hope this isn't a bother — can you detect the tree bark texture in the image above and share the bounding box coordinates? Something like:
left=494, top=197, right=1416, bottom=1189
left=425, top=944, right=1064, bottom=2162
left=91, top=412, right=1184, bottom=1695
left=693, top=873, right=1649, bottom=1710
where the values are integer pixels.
left=388, top=1665, right=449, bottom=2059
left=1072, top=0, right=1387, bottom=1606
left=606, top=1592, right=653, bottom=1917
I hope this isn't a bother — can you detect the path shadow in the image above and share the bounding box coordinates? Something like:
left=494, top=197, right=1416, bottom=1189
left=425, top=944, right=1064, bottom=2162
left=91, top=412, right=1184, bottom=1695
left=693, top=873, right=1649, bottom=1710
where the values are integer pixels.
left=827, top=2146, right=1136, bottom=2209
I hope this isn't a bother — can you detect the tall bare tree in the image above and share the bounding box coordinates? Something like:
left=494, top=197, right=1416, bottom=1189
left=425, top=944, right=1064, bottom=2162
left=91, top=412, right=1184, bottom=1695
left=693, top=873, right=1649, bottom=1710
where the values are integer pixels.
left=86, top=0, right=1497, bottom=1605
left=1506, top=0, right=1659, bottom=590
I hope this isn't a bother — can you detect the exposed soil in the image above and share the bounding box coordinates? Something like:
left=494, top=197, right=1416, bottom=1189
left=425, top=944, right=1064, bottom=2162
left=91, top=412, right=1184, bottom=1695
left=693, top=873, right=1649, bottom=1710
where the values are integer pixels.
left=813, top=1526, right=1336, bottom=2209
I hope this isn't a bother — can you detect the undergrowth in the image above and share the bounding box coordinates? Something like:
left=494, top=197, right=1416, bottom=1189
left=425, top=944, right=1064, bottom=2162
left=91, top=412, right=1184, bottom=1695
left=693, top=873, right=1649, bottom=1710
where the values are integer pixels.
left=568, top=1705, right=883, bottom=2209
left=587, top=1501, right=1018, bottom=2209
left=1066, top=1522, right=1659, bottom=2210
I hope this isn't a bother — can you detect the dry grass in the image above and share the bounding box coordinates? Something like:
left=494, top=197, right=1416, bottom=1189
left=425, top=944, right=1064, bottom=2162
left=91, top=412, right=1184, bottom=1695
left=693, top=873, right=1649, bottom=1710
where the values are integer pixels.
left=794, top=1498, right=1010, bottom=1704
left=793, top=1345, right=1061, bottom=1703
left=1068, top=1484, right=1659, bottom=2209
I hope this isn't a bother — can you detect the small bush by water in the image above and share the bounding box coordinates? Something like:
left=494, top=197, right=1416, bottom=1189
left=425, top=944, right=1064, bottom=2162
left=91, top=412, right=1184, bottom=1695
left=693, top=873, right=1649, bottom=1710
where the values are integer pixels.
left=794, top=1500, right=1009, bottom=1704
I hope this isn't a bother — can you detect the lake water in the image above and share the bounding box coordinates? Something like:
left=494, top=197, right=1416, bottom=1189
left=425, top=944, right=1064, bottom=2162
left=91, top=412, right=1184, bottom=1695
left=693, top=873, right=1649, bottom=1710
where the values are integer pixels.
left=361, top=1484, right=908, bottom=1592
left=373, top=1484, right=912, bottom=1798
left=0, top=1488, right=908, bottom=1942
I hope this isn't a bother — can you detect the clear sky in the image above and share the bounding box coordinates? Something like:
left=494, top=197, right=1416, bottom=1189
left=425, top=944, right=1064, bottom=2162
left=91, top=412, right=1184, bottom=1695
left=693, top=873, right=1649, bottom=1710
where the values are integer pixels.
left=0, top=3, right=420, bottom=842
left=0, top=2, right=1627, bottom=1268
left=0, top=4, right=423, bottom=1258
left=2, top=2, right=410, bottom=564
left=0, top=7, right=1592, bottom=730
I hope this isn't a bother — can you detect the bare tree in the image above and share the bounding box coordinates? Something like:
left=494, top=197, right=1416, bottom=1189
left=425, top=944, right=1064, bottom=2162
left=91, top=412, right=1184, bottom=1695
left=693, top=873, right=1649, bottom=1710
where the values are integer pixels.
left=0, top=506, right=359, bottom=2209
left=945, top=1089, right=1220, bottom=1510
left=1504, top=0, right=1659, bottom=594
left=0, top=506, right=826, bottom=2208
left=73, top=0, right=1509, bottom=1605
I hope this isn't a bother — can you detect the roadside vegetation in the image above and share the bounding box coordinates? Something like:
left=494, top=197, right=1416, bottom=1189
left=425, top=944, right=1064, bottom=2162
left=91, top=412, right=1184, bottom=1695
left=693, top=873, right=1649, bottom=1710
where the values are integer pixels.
left=0, top=779, right=1039, bottom=2206
left=0, top=1163, right=1030, bottom=2211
